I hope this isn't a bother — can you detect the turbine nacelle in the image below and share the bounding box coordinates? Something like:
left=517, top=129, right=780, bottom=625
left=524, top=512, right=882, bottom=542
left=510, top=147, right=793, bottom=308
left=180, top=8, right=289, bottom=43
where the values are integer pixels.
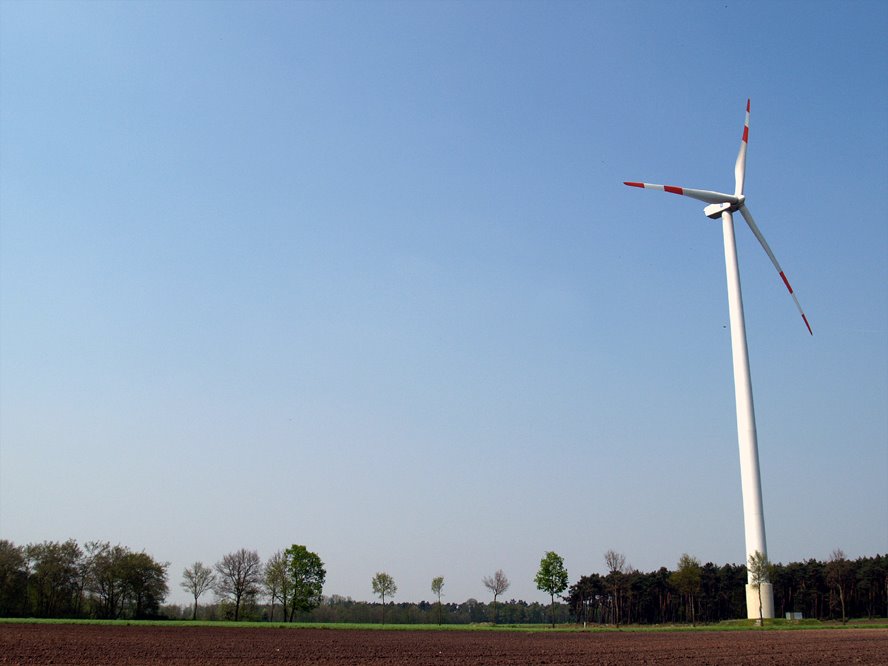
left=704, top=196, right=745, bottom=220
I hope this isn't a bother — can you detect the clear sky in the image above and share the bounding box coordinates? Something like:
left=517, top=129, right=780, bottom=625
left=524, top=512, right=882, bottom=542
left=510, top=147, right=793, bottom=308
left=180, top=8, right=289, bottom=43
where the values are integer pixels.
left=1, top=0, right=886, bottom=608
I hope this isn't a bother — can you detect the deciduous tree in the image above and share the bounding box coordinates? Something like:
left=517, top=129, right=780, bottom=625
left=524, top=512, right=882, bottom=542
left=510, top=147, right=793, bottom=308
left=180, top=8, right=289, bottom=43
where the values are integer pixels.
left=535, top=551, right=568, bottom=628
left=747, top=550, right=773, bottom=626
left=214, top=549, right=262, bottom=621
left=119, top=551, right=168, bottom=618
left=604, top=549, right=628, bottom=626
left=285, top=545, right=326, bottom=621
left=26, top=540, right=82, bottom=617
left=670, top=553, right=702, bottom=625
left=0, top=540, right=28, bottom=617
left=826, top=549, right=853, bottom=624
left=482, top=569, right=510, bottom=624
left=181, top=562, right=215, bottom=621
left=431, top=576, right=444, bottom=625
left=84, top=543, right=168, bottom=619
left=87, top=542, right=129, bottom=619
left=371, top=572, right=397, bottom=624
left=263, top=551, right=289, bottom=622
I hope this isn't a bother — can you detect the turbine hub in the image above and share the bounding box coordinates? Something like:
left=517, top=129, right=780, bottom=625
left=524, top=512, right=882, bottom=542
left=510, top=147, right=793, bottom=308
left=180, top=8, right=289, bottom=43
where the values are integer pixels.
left=704, top=202, right=732, bottom=219
left=704, top=195, right=745, bottom=220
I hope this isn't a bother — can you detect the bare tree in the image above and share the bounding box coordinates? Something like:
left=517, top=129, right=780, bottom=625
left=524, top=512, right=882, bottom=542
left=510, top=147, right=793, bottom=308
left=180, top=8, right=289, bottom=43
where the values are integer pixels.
left=371, top=572, right=396, bottom=624
left=482, top=569, right=510, bottom=624
left=181, top=562, right=215, bottom=621
left=826, top=549, right=852, bottom=624
left=604, top=550, right=627, bottom=626
left=214, top=549, right=262, bottom=621
left=604, top=549, right=626, bottom=575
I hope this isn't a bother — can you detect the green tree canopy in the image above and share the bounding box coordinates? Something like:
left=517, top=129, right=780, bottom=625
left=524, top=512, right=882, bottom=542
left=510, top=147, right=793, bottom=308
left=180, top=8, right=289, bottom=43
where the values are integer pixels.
left=285, top=545, right=326, bottom=621
left=431, top=576, right=444, bottom=625
left=670, top=553, right=702, bottom=625
left=371, top=572, right=397, bottom=624
left=26, top=539, right=82, bottom=618
left=0, top=540, right=28, bottom=617
left=84, top=542, right=168, bottom=619
left=535, top=551, right=568, bottom=628
left=263, top=551, right=289, bottom=622
left=119, top=551, right=168, bottom=619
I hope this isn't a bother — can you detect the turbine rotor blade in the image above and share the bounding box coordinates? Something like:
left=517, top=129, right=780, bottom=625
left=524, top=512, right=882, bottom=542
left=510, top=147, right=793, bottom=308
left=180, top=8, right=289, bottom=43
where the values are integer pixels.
left=623, top=182, right=739, bottom=205
left=738, top=204, right=813, bottom=335
left=734, top=99, right=750, bottom=196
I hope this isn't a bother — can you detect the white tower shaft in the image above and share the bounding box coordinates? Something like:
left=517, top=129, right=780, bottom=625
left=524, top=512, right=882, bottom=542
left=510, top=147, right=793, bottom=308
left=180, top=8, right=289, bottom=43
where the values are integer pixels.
left=721, top=210, right=774, bottom=619
left=624, top=101, right=810, bottom=620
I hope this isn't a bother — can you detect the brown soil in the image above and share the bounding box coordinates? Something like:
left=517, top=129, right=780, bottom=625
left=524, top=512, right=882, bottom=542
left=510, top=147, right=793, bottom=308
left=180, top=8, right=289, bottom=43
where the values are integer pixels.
left=1, top=623, right=886, bottom=665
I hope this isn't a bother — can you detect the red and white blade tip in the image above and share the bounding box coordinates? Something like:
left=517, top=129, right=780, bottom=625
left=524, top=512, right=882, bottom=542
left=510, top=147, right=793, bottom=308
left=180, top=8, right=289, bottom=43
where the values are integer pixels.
left=738, top=205, right=812, bottom=336
left=778, top=271, right=813, bottom=336
left=624, top=182, right=738, bottom=205
left=624, top=182, right=684, bottom=195
left=802, top=314, right=813, bottom=335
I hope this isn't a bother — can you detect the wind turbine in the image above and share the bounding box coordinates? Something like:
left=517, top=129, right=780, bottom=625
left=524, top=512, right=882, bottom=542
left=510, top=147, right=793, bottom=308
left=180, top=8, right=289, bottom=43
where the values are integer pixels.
left=624, top=100, right=811, bottom=620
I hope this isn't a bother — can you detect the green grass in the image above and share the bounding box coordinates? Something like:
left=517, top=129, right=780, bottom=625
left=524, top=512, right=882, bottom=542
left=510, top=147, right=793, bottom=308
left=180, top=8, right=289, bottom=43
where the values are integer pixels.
left=2, top=618, right=886, bottom=632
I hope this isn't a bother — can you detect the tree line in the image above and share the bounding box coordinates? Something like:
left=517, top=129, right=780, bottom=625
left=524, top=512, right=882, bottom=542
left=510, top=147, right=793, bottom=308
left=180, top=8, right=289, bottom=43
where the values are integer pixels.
left=0, top=540, right=168, bottom=619
left=163, top=594, right=575, bottom=625
left=568, top=550, right=888, bottom=625
left=2, top=539, right=885, bottom=624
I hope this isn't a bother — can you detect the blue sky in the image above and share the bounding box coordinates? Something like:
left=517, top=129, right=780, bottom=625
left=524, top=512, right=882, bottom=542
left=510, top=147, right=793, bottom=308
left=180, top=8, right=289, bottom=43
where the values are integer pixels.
left=1, top=0, right=886, bottom=607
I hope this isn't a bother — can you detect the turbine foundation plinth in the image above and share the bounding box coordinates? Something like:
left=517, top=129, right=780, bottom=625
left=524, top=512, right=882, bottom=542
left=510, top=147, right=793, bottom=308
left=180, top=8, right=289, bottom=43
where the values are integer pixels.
left=745, top=582, right=774, bottom=621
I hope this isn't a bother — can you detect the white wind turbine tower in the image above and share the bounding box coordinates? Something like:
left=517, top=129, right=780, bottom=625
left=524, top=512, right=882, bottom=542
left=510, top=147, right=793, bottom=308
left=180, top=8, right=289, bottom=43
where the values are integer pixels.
left=624, top=100, right=811, bottom=620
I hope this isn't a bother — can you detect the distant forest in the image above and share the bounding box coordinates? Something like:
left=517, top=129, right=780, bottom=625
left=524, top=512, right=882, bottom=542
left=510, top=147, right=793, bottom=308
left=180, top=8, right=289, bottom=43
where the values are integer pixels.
left=1, top=539, right=885, bottom=624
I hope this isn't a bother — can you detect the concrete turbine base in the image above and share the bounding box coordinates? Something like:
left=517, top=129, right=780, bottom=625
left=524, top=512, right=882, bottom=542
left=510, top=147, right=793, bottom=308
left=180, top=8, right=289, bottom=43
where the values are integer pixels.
left=745, top=582, right=774, bottom=621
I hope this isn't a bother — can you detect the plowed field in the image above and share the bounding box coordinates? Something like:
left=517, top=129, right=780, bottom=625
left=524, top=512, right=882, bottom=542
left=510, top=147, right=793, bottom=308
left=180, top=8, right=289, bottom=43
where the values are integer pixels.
left=2, top=623, right=886, bottom=665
